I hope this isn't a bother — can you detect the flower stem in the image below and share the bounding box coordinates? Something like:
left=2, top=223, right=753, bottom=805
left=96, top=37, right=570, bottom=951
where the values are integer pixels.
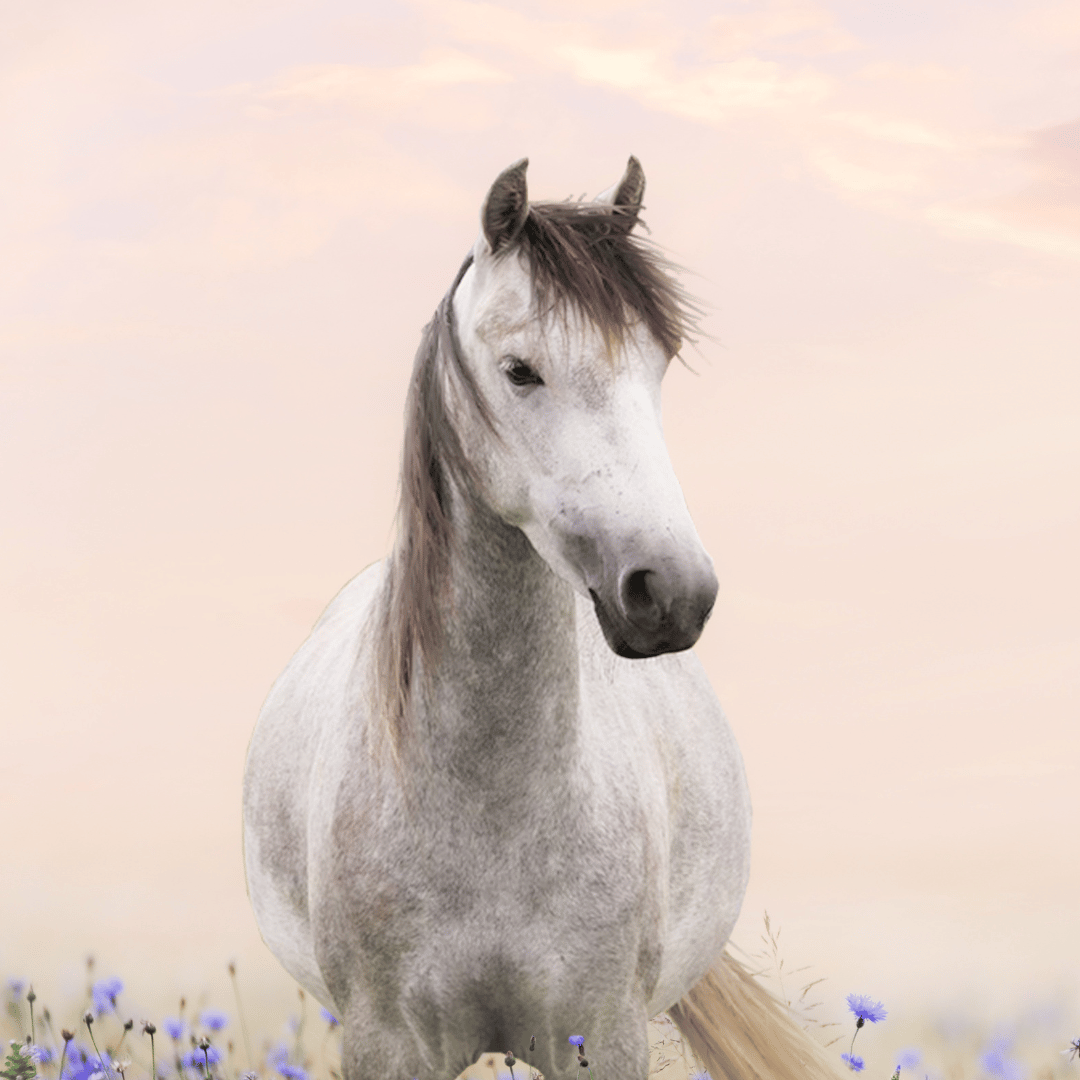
left=85, top=1018, right=112, bottom=1080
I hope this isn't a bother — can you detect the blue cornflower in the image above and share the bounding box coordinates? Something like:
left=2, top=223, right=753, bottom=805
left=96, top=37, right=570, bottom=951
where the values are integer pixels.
left=896, top=1049, right=922, bottom=1071
left=199, top=1011, right=228, bottom=1033
left=277, top=1067, right=308, bottom=1080
left=846, top=995, right=887, bottom=1024
left=266, top=1046, right=289, bottom=1072
left=842, top=1054, right=865, bottom=1072
left=28, top=1046, right=55, bottom=1065
left=319, top=1008, right=339, bottom=1027
left=181, top=1047, right=222, bottom=1069
left=69, top=1053, right=105, bottom=1080
left=980, top=1035, right=1025, bottom=1080
left=92, top=978, right=124, bottom=1016
left=689, top=1072, right=713, bottom=1080
left=163, top=1018, right=186, bottom=1041
left=569, top=1036, right=584, bottom=1047
left=7, top=979, right=26, bottom=996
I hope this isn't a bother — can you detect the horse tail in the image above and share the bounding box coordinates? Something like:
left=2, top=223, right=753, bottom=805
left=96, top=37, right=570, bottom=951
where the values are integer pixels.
left=668, top=949, right=844, bottom=1080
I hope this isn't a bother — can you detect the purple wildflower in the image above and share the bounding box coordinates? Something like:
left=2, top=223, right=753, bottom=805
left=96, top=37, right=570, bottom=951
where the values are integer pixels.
left=689, top=1072, right=713, bottom=1080
left=569, top=1036, right=584, bottom=1048
left=277, top=1067, right=307, bottom=1080
left=92, top=978, right=124, bottom=1016
left=896, top=1049, right=922, bottom=1071
left=181, top=1047, right=222, bottom=1069
left=842, top=1054, right=865, bottom=1072
left=199, top=1011, right=228, bottom=1033
left=846, top=995, right=887, bottom=1024
left=980, top=1035, right=1026, bottom=1080
left=69, top=1053, right=106, bottom=1080
left=28, top=1046, right=55, bottom=1065
left=7, top=979, right=26, bottom=996
left=319, top=1008, right=339, bottom=1027
left=163, top=1018, right=185, bottom=1041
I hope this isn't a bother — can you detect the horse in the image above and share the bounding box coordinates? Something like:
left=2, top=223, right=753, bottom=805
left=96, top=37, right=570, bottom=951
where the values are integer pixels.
left=243, top=157, right=840, bottom=1080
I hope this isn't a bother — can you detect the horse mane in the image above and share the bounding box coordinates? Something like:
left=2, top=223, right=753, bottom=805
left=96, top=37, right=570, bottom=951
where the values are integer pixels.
left=371, top=201, right=701, bottom=779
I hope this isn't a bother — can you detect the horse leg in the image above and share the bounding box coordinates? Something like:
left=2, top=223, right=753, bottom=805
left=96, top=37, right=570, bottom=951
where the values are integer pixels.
left=572, top=998, right=652, bottom=1080
left=340, top=1001, right=431, bottom=1080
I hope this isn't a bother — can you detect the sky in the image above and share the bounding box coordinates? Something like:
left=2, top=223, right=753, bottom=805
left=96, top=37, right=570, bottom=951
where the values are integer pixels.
left=2, top=0, right=1078, bottom=1048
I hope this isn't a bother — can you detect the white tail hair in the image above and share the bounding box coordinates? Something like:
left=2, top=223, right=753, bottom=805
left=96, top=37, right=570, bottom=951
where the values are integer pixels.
left=668, top=950, right=847, bottom=1080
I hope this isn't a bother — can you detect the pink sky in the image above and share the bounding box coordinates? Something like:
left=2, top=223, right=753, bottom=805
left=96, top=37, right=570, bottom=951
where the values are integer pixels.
left=2, top=0, right=1078, bottom=1040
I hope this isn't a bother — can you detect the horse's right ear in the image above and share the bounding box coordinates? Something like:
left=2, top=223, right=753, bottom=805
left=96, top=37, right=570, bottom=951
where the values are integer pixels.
left=481, top=158, right=529, bottom=255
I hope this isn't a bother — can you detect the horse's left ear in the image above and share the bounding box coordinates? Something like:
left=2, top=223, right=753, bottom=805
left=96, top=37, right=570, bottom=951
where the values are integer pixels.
left=481, top=158, right=530, bottom=255
left=594, top=155, right=646, bottom=217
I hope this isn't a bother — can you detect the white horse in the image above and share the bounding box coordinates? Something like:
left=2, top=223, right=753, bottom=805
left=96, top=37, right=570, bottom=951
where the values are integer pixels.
left=243, top=158, right=839, bottom=1080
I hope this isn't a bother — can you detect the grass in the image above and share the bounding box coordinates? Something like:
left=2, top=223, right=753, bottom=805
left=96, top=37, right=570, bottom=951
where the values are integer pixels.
left=3, top=919, right=1077, bottom=1080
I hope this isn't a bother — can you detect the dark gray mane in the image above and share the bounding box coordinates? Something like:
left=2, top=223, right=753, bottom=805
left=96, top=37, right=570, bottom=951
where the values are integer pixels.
left=372, top=202, right=700, bottom=777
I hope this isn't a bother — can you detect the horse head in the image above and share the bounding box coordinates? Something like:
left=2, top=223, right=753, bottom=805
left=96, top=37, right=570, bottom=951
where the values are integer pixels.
left=449, top=157, right=717, bottom=658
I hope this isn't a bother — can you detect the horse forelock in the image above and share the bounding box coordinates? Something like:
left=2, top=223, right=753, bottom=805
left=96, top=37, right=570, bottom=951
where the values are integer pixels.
left=516, top=201, right=701, bottom=360
left=373, top=204, right=700, bottom=778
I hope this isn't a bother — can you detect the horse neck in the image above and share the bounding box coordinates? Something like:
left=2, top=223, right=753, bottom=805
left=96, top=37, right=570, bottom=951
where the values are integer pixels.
left=414, top=481, right=582, bottom=785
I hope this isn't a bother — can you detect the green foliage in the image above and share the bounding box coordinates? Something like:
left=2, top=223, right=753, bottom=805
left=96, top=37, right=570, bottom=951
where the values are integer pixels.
left=1, top=1041, right=36, bottom=1080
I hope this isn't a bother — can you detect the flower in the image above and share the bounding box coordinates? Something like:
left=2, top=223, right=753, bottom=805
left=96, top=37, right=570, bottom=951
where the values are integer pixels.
left=181, top=1047, right=222, bottom=1069
left=568, top=1037, right=584, bottom=1048
left=199, top=1012, right=228, bottom=1033
left=846, top=995, right=887, bottom=1024
left=896, top=1049, right=922, bottom=1071
left=163, top=1019, right=185, bottom=1041
left=92, top=979, right=124, bottom=1016
left=319, top=1008, right=338, bottom=1028
left=842, top=1054, right=865, bottom=1072
left=980, top=1035, right=1026, bottom=1080
left=28, top=1046, right=55, bottom=1065
left=7, top=979, right=26, bottom=997
left=689, top=1072, right=713, bottom=1080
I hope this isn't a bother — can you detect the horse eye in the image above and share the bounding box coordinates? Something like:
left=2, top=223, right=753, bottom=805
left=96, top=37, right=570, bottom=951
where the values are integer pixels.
left=503, top=358, right=544, bottom=387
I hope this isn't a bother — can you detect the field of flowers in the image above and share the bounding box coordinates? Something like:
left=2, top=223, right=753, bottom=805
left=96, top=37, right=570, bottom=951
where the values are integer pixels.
left=4, top=932, right=1077, bottom=1080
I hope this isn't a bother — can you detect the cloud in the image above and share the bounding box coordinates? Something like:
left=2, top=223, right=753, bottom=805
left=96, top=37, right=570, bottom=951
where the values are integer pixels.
left=257, top=49, right=510, bottom=112
left=557, top=45, right=831, bottom=121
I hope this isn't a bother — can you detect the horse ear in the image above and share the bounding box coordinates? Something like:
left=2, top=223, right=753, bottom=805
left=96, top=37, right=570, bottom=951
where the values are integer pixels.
left=481, top=158, right=529, bottom=254
left=594, top=155, right=646, bottom=217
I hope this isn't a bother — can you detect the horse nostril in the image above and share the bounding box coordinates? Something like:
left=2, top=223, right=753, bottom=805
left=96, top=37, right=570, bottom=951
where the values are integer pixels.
left=620, top=568, right=664, bottom=631
left=625, top=569, right=653, bottom=611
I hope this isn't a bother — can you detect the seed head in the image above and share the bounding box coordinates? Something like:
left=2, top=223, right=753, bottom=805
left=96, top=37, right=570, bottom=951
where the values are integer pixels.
left=577, top=1055, right=589, bottom=1069
left=142, top=1022, right=156, bottom=1037
left=123, top=1020, right=133, bottom=1031
left=62, top=1031, right=74, bottom=1043
left=198, top=1038, right=210, bottom=1052
left=505, top=1052, right=516, bottom=1068
left=26, top=988, right=36, bottom=1004
left=529, top=1037, right=535, bottom=1053
left=83, top=1012, right=94, bottom=1027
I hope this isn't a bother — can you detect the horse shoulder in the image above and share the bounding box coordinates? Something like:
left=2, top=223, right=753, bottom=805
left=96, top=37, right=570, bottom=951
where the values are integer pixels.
left=242, top=561, right=385, bottom=1005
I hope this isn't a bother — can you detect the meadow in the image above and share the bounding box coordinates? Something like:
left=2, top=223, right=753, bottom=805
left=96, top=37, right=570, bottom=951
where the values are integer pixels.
left=5, top=917, right=1077, bottom=1080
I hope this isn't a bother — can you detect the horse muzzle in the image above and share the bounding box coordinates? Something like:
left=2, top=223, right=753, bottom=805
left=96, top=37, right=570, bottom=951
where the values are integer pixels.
left=588, top=556, right=718, bottom=658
